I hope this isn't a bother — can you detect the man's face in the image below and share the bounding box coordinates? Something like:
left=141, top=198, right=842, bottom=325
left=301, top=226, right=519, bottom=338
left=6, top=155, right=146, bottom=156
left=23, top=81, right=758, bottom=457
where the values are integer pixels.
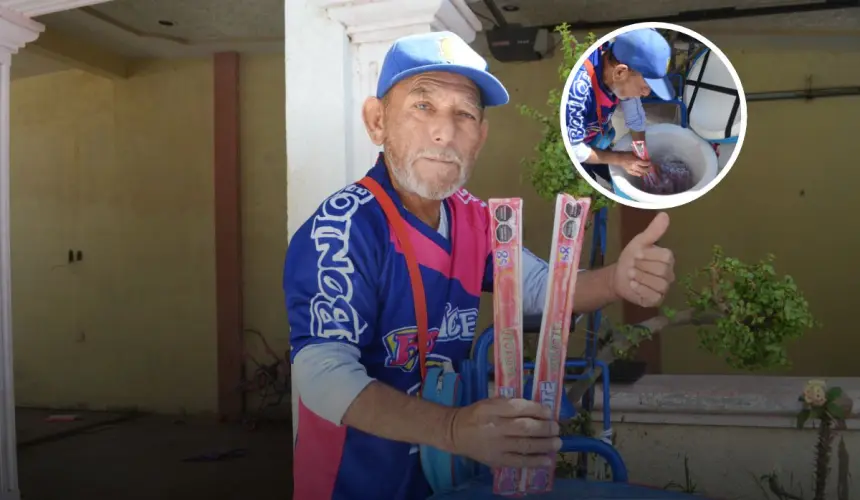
left=609, top=64, right=653, bottom=100
left=363, top=71, right=489, bottom=201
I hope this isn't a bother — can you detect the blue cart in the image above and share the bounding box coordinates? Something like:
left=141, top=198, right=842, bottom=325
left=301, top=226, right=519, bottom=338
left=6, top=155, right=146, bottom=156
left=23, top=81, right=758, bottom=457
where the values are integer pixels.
left=424, top=209, right=707, bottom=498
left=430, top=323, right=704, bottom=499
left=431, top=477, right=702, bottom=499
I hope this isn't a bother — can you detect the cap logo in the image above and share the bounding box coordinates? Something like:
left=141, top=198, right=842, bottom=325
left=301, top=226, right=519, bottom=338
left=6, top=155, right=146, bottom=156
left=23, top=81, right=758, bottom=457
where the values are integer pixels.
left=439, top=37, right=460, bottom=64
left=435, top=35, right=486, bottom=71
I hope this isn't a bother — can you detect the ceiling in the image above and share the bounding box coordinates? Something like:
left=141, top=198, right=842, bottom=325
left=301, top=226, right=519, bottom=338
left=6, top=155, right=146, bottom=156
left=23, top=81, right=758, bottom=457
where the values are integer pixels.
left=9, top=0, right=860, bottom=80
left=32, top=0, right=860, bottom=58
left=467, top=0, right=860, bottom=32
left=32, top=0, right=284, bottom=58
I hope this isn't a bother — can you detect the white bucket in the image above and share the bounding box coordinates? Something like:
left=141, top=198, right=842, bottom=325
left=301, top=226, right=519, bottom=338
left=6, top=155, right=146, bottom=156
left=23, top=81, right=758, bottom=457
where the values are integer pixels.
left=608, top=123, right=718, bottom=205
left=716, top=142, right=737, bottom=172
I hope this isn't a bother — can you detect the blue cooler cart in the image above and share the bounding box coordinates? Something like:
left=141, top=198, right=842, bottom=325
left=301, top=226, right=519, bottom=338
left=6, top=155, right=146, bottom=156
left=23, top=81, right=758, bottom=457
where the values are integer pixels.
left=682, top=48, right=742, bottom=174
left=430, top=477, right=703, bottom=500
left=421, top=215, right=707, bottom=499
left=424, top=323, right=706, bottom=499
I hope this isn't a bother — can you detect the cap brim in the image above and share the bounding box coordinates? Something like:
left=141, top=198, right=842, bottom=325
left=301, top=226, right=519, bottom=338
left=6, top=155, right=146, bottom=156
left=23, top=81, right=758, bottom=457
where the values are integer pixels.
left=645, top=76, right=675, bottom=101
left=385, top=63, right=510, bottom=107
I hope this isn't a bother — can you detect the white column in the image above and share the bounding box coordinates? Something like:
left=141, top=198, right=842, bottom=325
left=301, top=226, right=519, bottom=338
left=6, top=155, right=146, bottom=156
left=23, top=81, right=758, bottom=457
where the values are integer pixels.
left=0, top=3, right=112, bottom=498
left=284, top=0, right=484, bottom=444
left=0, top=9, right=42, bottom=500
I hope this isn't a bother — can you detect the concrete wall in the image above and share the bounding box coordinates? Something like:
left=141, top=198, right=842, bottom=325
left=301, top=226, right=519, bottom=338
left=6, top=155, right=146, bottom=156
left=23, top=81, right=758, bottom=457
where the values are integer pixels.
left=612, top=423, right=859, bottom=499
left=10, top=55, right=287, bottom=413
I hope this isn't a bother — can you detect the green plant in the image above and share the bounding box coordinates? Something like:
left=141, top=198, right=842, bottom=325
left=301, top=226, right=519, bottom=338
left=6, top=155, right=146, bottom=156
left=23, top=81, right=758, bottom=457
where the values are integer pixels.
left=683, top=246, right=817, bottom=370
left=795, top=380, right=853, bottom=500
left=519, top=25, right=822, bottom=500
left=554, top=411, right=615, bottom=481
left=554, top=246, right=817, bottom=492
left=757, top=380, right=853, bottom=500
left=517, top=27, right=816, bottom=381
left=663, top=456, right=700, bottom=494
left=566, top=245, right=817, bottom=406
left=518, top=24, right=612, bottom=212
left=758, top=470, right=805, bottom=500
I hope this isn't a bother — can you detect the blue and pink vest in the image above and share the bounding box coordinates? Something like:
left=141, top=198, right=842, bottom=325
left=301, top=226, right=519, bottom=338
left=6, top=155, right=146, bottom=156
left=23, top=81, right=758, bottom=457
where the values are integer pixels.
left=285, top=154, right=495, bottom=500
left=565, top=42, right=621, bottom=149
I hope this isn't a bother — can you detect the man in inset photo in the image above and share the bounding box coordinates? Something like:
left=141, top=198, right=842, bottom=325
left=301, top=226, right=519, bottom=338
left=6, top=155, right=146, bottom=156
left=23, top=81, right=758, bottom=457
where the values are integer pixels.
left=563, top=28, right=675, bottom=187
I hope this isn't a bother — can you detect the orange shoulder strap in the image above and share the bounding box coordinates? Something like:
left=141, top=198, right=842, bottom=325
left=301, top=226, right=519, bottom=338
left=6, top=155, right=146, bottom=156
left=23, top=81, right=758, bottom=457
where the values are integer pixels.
left=582, top=59, right=604, bottom=126
left=357, top=176, right=430, bottom=383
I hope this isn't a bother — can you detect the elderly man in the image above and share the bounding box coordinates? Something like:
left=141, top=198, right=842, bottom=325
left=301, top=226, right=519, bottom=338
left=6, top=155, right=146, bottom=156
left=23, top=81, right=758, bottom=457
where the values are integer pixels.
left=284, top=31, right=676, bottom=500
left=565, top=28, right=675, bottom=185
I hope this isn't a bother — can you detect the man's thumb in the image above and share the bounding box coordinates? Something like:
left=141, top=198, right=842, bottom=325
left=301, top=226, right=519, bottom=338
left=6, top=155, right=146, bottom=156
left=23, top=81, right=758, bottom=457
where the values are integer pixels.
left=633, top=212, right=670, bottom=246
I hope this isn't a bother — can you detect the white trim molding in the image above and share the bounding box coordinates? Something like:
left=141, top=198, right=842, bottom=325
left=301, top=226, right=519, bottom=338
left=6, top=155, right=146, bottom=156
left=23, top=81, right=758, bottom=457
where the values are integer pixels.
left=0, top=57, right=20, bottom=500
left=321, top=0, right=481, bottom=44
left=0, top=58, right=18, bottom=500
left=284, top=0, right=485, bottom=446
left=0, top=3, right=49, bottom=500
left=0, top=6, right=42, bottom=54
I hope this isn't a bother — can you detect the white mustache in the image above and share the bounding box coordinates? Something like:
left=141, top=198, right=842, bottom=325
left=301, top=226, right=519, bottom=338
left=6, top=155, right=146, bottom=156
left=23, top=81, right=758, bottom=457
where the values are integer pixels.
left=414, top=148, right=463, bottom=166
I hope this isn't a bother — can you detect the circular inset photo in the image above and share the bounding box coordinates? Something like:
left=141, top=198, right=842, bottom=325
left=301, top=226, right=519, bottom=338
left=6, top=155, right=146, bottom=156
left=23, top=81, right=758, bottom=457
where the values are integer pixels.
left=560, top=22, right=747, bottom=210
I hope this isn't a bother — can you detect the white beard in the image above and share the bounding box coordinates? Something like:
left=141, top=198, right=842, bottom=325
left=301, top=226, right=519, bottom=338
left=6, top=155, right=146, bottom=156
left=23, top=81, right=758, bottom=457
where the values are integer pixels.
left=390, top=149, right=468, bottom=201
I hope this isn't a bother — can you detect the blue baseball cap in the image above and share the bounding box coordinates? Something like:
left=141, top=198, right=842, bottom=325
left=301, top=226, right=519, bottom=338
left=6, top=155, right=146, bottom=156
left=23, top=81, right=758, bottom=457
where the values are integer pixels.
left=611, top=28, right=675, bottom=100
left=376, top=31, right=509, bottom=107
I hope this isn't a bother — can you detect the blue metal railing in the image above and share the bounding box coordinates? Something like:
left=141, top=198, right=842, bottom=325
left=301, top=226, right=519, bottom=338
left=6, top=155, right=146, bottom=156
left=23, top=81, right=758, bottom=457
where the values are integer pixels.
left=468, top=326, right=611, bottom=434
left=463, top=327, right=615, bottom=481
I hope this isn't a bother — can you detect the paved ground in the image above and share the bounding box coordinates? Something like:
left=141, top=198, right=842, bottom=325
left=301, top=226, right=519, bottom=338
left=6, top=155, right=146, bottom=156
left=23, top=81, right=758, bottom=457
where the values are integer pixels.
left=15, top=408, right=293, bottom=500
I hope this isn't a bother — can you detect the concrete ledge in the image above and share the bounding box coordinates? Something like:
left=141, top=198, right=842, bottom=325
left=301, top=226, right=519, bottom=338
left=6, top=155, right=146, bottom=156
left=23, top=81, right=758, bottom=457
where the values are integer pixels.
left=588, top=375, right=860, bottom=430
left=487, top=375, right=860, bottom=429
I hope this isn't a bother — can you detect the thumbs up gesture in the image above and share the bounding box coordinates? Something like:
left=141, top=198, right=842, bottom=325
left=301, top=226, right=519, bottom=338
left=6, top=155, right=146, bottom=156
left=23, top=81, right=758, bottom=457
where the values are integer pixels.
left=613, top=212, right=676, bottom=308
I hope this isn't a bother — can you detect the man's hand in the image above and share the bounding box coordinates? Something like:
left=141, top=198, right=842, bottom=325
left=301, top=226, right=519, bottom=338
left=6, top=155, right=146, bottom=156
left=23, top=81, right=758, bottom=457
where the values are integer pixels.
left=612, top=212, right=675, bottom=308
left=614, top=151, right=652, bottom=177
left=449, top=398, right=561, bottom=468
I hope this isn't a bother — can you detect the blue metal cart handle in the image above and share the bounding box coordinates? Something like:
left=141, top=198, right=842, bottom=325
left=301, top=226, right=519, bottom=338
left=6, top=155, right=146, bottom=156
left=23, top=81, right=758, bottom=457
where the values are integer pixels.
left=560, top=436, right=628, bottom=482
left=470, top=327, right=612, bottom=434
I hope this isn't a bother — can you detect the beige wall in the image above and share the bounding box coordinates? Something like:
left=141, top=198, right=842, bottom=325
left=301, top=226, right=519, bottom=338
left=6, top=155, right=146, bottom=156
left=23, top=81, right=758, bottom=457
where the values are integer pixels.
left=10, top=54, right=287, bottom=413
left=238, top=54, right=290, bottom=389
left=8, top=43, right=860, bottom=413
left=470, top=46, right=860, bottom=377
left=660, top=48, right=860, bottom=376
